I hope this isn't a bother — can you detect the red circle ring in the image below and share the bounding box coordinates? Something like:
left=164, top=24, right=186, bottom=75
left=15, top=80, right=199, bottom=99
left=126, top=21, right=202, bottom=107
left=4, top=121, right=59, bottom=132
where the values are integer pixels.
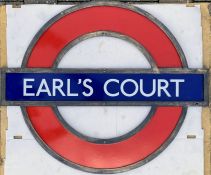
left=21, top=2, right=188, bottom=174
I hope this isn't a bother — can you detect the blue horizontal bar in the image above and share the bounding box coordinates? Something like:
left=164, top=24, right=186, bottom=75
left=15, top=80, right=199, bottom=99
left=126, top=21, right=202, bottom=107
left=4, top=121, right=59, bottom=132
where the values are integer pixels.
left=5, top=73, right=204, bottom=102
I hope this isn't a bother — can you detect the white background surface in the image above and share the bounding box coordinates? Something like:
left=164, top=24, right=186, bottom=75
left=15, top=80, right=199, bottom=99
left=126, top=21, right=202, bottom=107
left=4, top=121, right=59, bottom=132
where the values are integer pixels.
left=6, top=4, right=204, bottom=175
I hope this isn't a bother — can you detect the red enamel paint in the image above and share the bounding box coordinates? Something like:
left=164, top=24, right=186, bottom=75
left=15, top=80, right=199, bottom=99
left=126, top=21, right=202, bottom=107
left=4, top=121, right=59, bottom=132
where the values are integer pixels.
left=27, top=6, right=182, bottom=68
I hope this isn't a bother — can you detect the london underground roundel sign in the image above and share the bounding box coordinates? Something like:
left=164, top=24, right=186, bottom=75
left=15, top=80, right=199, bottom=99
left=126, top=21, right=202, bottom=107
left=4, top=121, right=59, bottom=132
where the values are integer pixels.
left=2, top=1, right=207, bottom=174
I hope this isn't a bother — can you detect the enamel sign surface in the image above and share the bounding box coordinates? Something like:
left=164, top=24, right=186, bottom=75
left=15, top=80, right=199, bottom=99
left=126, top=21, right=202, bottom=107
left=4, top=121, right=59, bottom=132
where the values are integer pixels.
left=2, top=2, right=207, bottom=174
